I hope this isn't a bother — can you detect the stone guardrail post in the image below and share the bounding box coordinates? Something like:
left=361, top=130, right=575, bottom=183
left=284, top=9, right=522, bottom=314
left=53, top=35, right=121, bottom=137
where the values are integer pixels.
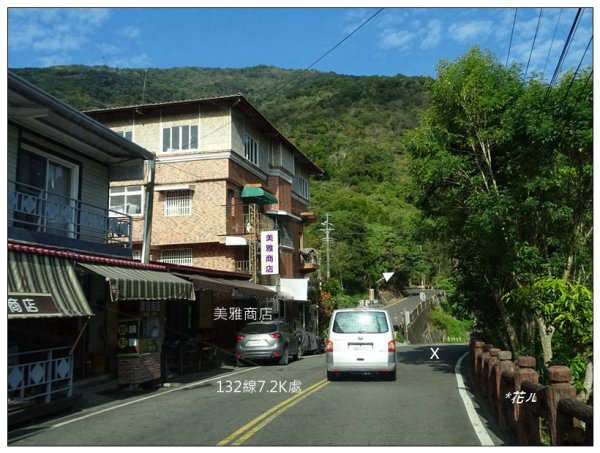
left=494, top=351, right=514, bottom=430
left=479, top=344, right=493, bottom=396
left=471, top=340, right=484, bottom=381
left=545, top=365, right=577, bottom=446
left=487, top=348, right=501, bottom=409
left=514, top=357, right=539, bottom=445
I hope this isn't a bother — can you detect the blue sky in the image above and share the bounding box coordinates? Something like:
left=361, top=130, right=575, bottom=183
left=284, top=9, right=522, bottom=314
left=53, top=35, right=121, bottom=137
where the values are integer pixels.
left=5, top=4, right=595, bottom=80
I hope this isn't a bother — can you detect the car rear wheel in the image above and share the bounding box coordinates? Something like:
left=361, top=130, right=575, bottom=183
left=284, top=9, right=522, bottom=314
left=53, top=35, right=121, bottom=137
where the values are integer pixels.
left=278, top=346, right=289, bottom=365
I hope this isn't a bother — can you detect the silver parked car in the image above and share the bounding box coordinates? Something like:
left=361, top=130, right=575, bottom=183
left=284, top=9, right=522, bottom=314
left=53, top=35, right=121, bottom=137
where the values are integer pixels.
left=236, top=320, right=302, bottom=366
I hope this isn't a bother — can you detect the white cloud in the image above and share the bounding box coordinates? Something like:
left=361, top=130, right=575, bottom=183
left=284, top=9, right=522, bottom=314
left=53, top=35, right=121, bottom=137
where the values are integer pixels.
left=448, top=20, right=493, bottom=42
left=380, top=29, right=416, bottom=50
left=120, top=26, right=141, bottom=39
left=8, top=8, right=111, bottom=62
left=420, top=19, right=442, bottom=50
left=33, top=34, right=86, bottom=52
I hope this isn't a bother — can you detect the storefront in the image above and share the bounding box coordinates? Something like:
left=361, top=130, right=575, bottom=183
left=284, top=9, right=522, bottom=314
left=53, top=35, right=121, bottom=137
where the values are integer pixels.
left=173, top=273, right=278, bottom=368
left=76, top=263, right=195, bottom=387
left=8, top=250, right=94, bottom=407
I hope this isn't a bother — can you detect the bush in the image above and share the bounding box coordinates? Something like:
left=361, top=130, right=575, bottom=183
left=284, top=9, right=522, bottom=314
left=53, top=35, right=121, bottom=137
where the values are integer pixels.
left=428, top=307, right=471, bottom=342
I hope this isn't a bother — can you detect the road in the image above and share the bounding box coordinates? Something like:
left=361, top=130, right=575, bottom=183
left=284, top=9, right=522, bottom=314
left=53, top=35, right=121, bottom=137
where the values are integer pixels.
left=385, top=288, right=440, bottom=327
left=8, top=341, right=507, bottom=447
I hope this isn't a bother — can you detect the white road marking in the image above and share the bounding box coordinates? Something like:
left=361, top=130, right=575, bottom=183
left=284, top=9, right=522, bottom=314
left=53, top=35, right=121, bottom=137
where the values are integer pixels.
left=455, top=352, right=495, bottom=446
left=8, top=366, right=257, bottom=443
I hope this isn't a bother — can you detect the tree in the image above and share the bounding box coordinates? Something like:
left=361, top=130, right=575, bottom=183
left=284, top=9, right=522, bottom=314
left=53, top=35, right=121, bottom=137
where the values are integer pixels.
left=503, top=278, right=593, bottom=402
left=403, top=47, right=592, bottom=361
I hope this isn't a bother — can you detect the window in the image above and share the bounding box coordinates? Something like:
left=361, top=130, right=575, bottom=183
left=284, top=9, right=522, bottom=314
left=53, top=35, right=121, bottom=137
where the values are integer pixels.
left=244, top=133, right=259, bottom=165
left=332, top=311, right=390, bottom=334
left=165, top=190, right=192, bottom=216
left=226, top=189, right=235, bottom=216
left=162, top=125, right=199, bottom=152
left=109, top=185, right=143, bottom=216
left=14, top=148, right=80, bottom=237
left=160, top=248, right=193, bottom=266
left=117, top=130, right=133, bottom=141
left=132, top=250, right=142, bottom=260
left=299, top=176, right=310, bottom=199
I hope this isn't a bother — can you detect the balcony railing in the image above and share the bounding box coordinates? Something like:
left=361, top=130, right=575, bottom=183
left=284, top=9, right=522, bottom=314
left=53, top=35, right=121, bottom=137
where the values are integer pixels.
left=8, top=346, right=74, bottom=404
left=8, top=180, right=132, bottom=248
left=235, top=260, right=250, bottom=274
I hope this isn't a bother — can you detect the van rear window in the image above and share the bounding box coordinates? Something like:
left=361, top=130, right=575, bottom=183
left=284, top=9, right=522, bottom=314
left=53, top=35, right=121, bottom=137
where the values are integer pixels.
left=332, top=312, right=389, bottom=333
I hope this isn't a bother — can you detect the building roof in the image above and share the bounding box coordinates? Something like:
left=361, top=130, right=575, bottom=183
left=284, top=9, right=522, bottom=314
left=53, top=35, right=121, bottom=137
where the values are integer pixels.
left=84, top=94, right=323, bottom=174
left=8, top=71, right=154, bottom=163
left=8, top=241, right=258, bottom=283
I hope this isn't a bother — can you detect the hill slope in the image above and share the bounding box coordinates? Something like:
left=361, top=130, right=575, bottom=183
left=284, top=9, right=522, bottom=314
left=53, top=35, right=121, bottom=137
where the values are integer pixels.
left=11, top=65, right=431, bottom=292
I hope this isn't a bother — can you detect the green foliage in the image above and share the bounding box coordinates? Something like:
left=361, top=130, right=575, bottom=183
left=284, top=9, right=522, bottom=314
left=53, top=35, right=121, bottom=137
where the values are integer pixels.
left=321, top=278, right=343, bottom=297
left=12, top=64, right=431, bottom=295
left=403, top=47, right=593, bottom=355
left=395, top=330, right=405, bottom=343
left=504, top=277, right=593, bottom=355
left=428, top=307, right=471, bottom=341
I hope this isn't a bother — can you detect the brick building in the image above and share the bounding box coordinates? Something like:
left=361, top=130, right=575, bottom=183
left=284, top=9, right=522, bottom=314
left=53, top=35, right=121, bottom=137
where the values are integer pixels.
left=86, top=95, right=322, bottom=331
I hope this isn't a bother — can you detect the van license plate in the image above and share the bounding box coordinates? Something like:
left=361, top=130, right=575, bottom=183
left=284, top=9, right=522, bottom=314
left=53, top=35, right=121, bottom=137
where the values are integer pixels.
left=350, top=344, right=372, bottom=351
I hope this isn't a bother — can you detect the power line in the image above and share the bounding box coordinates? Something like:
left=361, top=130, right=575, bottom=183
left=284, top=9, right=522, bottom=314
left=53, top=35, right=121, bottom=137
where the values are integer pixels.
left=268, top=8, right=384, bottom=99
left=524, top=8, right=543, bottom=79
left=541, top=8, right=563, bottom=79
left=505, top=8, right=518, bottom=68
left=545, top=8, right=584, bottom=101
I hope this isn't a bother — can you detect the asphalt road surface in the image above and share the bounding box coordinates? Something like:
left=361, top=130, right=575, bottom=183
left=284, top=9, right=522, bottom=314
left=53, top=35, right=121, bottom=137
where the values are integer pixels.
left=8, top=342, right=508, bottom=447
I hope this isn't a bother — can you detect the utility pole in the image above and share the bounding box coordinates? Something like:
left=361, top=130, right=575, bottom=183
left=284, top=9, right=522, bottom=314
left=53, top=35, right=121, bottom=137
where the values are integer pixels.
left=141, top=158, right=155, bottom=264
left=320, top=214, right=333, bottom=279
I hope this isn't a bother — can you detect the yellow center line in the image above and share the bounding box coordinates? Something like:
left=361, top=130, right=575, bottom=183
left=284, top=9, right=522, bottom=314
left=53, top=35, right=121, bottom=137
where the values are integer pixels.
left=217, top=378, right=329, bottom=446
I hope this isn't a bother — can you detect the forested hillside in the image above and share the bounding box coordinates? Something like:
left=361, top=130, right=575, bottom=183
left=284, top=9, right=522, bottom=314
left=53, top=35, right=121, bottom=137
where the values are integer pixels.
left=12, top=65, right=431, bottom=293
left=11, top=53, right=593, bottom=400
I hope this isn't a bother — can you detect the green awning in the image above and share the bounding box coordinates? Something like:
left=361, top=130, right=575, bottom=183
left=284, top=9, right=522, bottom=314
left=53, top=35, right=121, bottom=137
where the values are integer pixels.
left=8, top=251, right=93, bottom=318
left=78, top=263, right=195, bottom=302
left=240, top=186, right=278, bottom=205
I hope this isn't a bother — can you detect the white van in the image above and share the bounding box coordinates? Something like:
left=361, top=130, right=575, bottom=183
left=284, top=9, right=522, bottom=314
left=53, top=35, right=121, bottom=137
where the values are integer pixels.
left=326, top=308, right=397, bottom=381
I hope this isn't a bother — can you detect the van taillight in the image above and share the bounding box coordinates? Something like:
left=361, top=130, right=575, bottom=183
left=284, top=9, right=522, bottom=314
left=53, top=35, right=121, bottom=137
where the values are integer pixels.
left=388, top=340, right=396, bottom=352
left=269, top=333, right=281, bottom=338
left=236, top=335, right=245, bottom=341
left=326, top=340, right=334, bottom=352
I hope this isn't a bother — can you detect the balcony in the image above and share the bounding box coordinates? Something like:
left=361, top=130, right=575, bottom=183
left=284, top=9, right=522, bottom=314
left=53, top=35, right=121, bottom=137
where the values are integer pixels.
left=235, top=260, right=250, bottom=274
left=226, top=211, right=276, bottom=236
left=299, top=248, right=320, bottom=274
left=8, top=180, right=133, bottom=256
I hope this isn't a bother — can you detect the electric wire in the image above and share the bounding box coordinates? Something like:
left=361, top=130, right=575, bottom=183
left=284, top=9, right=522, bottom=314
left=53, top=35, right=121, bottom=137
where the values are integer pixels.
left=545, top=8, right=583, bottom=102
left=541, top=8, right=563, bottom=79
left=554, top=36, right=593, bottom=142
left=267, top=8, right=384, bottom=99
left=505, top=8, right=518, bottom=68
left=524, top=8, right=543, bottom=79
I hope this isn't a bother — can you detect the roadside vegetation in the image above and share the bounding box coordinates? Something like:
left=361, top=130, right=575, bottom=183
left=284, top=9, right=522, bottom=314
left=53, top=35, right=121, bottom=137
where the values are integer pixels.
left=403, top=47, right=592, bottom=402
left=14, top=49, right=592, bottom=401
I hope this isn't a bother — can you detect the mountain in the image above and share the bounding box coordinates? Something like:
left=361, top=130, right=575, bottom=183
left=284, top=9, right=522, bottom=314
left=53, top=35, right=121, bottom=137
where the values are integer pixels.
left=11, top=65, right=431, bottom=292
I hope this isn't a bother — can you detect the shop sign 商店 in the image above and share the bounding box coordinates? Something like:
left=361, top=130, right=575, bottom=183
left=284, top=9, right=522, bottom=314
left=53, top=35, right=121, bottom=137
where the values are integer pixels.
left=260, top=230, right=279, bottom=275
left=7, top=293, right=61, bottom=316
